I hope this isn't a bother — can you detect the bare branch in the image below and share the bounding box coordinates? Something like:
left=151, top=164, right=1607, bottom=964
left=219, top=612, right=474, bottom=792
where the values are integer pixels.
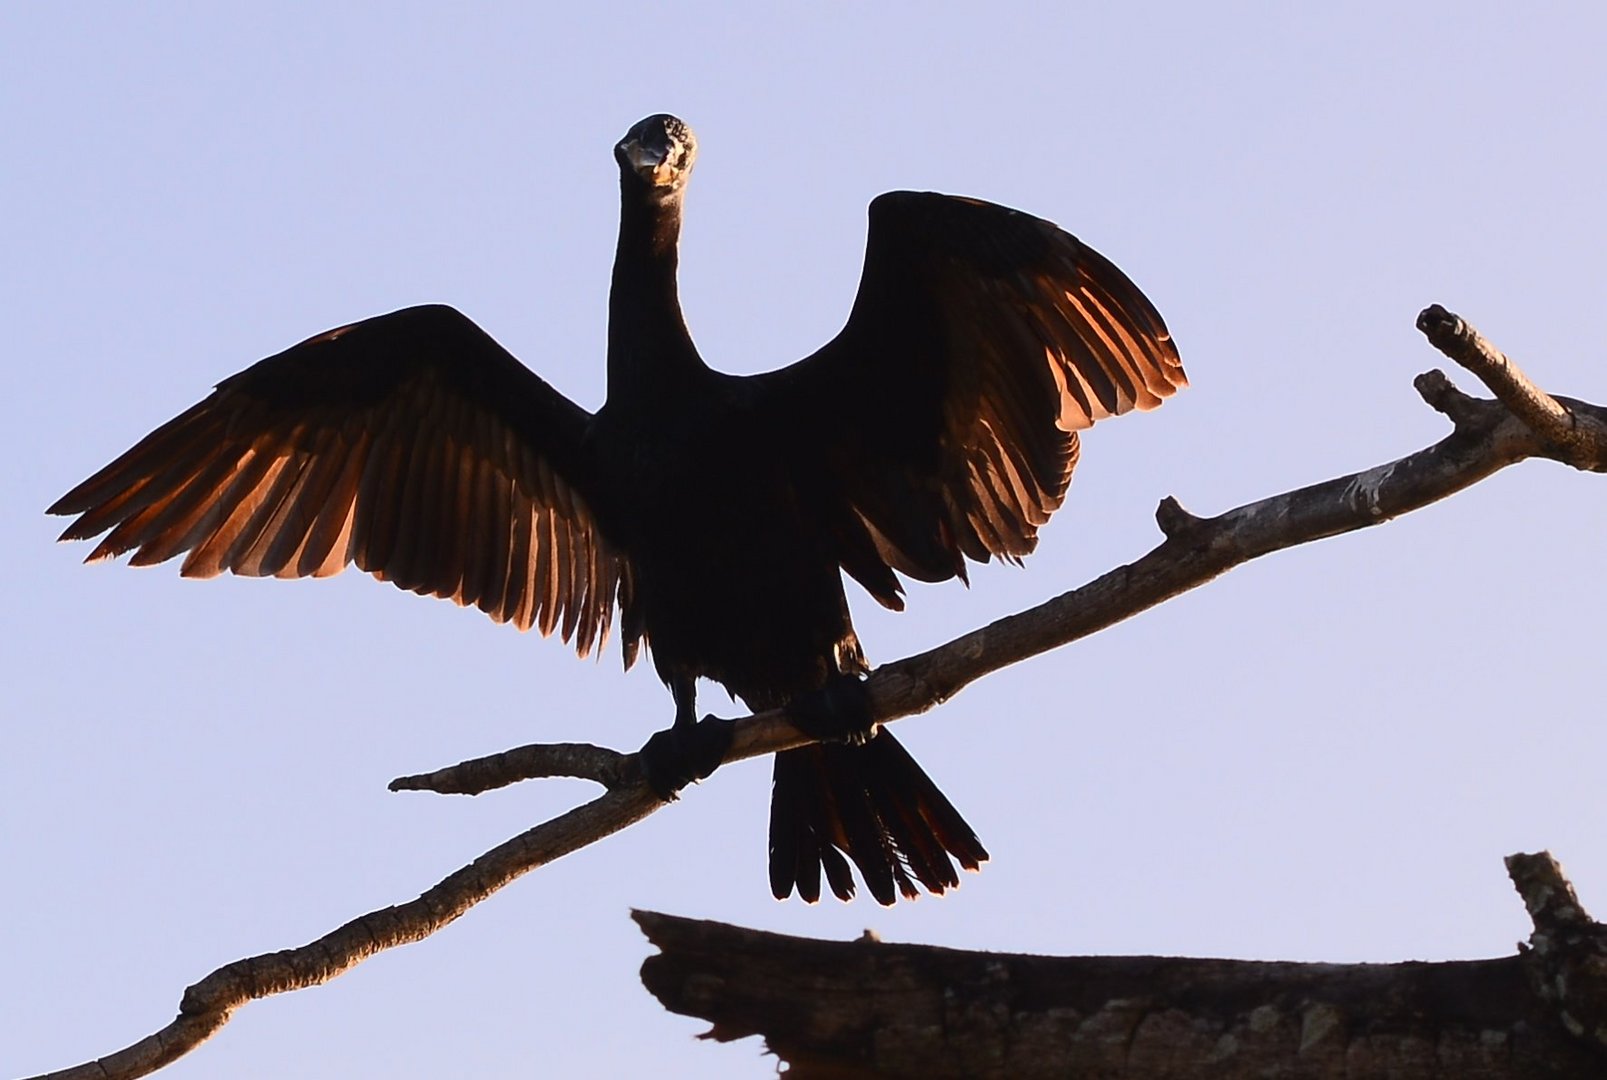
left=1418, top=303, right=1607, bottom=469
left=1506, top=852, right=1607, bottom=1055
left=31, top=308, right=1607, bottom=1079
left=1509, top=850, right=1595, bottom=932
left=388, top=741, right=633, bottom=793
left=634, top=850, right=1607, bottom=1078
left=1412, top=368, right=1506, bottom=430
left=24, top=786, right=663, bottom=1080
left=28, top=1014, right=233, bottom=1080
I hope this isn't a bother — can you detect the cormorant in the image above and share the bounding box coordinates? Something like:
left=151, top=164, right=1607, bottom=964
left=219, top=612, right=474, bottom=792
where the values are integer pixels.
left=49, top=114, right=1185, bottom=904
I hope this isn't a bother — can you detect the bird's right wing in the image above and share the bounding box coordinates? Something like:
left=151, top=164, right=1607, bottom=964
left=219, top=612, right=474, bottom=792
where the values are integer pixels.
left=50, top=304, right=634, bottom=661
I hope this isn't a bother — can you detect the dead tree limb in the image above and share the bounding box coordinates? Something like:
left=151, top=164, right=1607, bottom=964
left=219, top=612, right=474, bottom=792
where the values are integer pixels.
left=27, top=306, right=1607, bottom=1080
left=636, top=851, right=1607, bottom=1079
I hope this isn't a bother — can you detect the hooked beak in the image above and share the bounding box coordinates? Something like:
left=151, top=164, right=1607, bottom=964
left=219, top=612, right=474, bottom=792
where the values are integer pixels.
left=625, top=140, right=681, bottom=187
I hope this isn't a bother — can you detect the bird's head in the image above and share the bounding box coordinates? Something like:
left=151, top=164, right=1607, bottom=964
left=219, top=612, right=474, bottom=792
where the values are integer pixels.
left=616, top=114, right=697, bottom=195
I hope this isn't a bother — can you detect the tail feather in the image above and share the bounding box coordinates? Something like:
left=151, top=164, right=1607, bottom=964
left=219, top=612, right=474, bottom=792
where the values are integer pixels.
left=869, top=774, right=960, bottom=895
left=769, top=749, right=867, bottom=902
left=822, top=743, right=902, bottom=903
left=819, top=842, right=856, bottom=902
left=768, top=730, right=988, bottom=905
left=875, top=732, right=989, bottom=873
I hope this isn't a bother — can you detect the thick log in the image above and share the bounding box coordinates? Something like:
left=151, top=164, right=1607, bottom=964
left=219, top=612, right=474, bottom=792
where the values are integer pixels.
left=637, top=853, right=1607, bottom=1078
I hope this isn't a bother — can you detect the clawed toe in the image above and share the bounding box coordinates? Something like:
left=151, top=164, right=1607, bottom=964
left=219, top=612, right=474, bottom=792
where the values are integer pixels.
left=786, top=675, right=877, bottom=744
left=639, top=715, right=734, bottom=800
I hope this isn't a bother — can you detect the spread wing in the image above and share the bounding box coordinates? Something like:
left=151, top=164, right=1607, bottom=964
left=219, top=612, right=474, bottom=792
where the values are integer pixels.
left=49, top=304, right=635, bottom=661
left=749, top=191, right=1185, bottom=608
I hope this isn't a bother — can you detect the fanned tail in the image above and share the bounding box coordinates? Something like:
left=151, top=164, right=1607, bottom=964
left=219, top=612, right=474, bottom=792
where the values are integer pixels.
left=767, top=731, right=988, bottom=905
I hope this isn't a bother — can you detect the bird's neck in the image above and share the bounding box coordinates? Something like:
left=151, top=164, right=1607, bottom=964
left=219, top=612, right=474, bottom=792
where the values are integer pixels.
left=607, top=184, right=703, bottom=399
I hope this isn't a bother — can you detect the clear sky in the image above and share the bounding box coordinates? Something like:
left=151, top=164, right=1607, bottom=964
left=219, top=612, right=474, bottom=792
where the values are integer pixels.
left=6, top=4, right=1606, bottom=1077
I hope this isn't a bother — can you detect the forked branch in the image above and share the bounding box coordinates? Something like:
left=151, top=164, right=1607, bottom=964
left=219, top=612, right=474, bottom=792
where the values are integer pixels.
left=28, top=307, right=1607, bottom=1080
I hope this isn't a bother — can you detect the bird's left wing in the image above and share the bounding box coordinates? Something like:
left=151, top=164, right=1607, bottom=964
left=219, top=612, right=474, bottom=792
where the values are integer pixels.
left=50, top=304, right=633, bottom=660
left=744, top=192, right=1185, bottom=608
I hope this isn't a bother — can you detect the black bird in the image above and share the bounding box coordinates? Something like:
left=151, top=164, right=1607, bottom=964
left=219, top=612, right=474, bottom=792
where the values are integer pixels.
left=49, top=114, right=1185, bottom=905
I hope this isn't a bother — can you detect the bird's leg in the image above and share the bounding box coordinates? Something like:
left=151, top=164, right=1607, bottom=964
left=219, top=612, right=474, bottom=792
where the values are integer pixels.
left=639, top=675, right=735, bottom=800
left=785, top=673, right=878, bottom=746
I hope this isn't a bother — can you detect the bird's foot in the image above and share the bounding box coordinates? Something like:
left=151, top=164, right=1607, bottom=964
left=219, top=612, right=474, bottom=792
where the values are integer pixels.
left=639, top=715, right=735, bottom=801
left=786, top=675, right=878, bottom=746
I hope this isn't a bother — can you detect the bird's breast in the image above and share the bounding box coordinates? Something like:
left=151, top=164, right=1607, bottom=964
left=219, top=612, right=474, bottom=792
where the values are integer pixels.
left=587, top=420, right=858, bottom=702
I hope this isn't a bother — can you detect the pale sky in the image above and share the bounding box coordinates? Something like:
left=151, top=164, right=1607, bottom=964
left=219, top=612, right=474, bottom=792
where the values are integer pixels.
left=7, top=5, right=1607, bottom=1078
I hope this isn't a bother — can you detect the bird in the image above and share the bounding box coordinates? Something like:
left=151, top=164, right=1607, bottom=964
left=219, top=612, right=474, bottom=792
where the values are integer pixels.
left=49, top=114, right=1185, bottom=905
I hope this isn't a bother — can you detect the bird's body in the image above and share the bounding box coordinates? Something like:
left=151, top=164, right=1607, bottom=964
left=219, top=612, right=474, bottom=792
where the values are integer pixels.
left=51, top=115, right=1185, bottom=904
left=583, top=377, right=850, bottom=703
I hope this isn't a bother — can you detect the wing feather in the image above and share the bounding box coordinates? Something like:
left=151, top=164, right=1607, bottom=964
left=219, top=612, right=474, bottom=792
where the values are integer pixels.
left=354, top=427, right=407, bottom=577
left=172, top=445, right=283, bottom=578
left=532, top=496, right=558, bottom=637
left=50, top=304, right=630, bottom=659
left=301, top=434, right=366, bottom=578
left=748, top=192, right=1184, bottom=587
left=454, top=448, right=490, bottom=610
left=384, top=416, right=435, bottom=592
left=486, top=465, right=521, bottom=626
left=110, top=443, right=243, bottom=565
left=257, top=425, right=347, bottom=577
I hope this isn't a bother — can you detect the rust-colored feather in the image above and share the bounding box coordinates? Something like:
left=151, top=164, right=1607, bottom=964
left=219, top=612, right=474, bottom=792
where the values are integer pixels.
left=532, top=498, right=558, bottom=637
left=297, top=427, right=370, bottom=578
left=51, top=304, right=624, bottom=660
left=355, top=428, right=408, bottom=577
left=172, top=445, right=283, bottom=578
left=226, top=447, right=308, bottom=577
left=254, top=426, right=345, bottom=577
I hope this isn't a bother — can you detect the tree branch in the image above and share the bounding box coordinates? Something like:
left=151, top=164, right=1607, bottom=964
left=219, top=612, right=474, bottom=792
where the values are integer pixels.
left=1416, top=303, right=1607, bottom=470
left=26, top=785, right=666, bottom=1080
left=388, top=741, right=633, bottom=793
left=29, top=307, right=1607, bottom=1079
left=635, top=851, right=1607, bottom=1078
